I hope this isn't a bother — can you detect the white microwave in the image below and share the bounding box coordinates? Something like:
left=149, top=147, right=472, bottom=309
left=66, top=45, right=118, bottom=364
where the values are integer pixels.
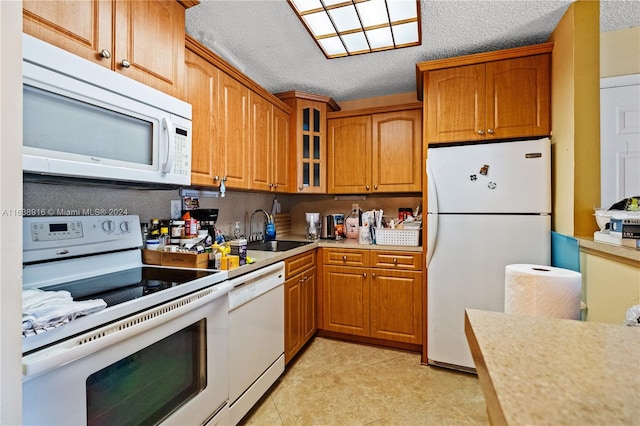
left=22, top=34, right=192, bottom=187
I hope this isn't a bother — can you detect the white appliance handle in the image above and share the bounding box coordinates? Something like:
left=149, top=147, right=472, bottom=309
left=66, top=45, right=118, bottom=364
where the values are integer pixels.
left=22, top=282, right=232, bottom=379
left=162, top=116, right=175, bottom=173
left=426, top=158, right=438, bottom=267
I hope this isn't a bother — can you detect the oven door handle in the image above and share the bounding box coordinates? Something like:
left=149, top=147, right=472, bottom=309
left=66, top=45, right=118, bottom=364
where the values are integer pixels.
left=23, top=282, right=232, bottom=379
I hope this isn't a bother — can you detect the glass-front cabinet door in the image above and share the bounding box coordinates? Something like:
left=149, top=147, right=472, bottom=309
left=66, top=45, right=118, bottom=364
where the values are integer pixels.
left=276, top=91, right=339, bottom=194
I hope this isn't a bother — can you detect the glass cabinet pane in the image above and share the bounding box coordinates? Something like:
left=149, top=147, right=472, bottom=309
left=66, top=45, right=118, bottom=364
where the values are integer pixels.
left=303, top=163, right=310, bottom=186
left=313, top=164, right=320, bottom=187
left=303, top=135, right=310, bottom=159
left=303, top=108, right=310, bottom=131
left=313, top=135, right=320, bottom=160
left=313, top=109, right=320, bottom=133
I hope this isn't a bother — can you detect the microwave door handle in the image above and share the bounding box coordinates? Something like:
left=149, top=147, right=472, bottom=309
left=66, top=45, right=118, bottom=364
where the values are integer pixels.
left=162, top=117, right=175, bottom=173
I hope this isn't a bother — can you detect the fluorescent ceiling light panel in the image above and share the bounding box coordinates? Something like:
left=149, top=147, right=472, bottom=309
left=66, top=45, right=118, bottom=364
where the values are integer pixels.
left=288, top=0, right=421, bottom=59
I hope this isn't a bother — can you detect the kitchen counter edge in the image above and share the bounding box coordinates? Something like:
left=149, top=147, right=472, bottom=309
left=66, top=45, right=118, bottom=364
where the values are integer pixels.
left=225, top=236, right=422, bottom=280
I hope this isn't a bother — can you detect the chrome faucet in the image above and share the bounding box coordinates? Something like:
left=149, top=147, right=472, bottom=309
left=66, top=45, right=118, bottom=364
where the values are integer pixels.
left=249, top=209, right=271, bottom=242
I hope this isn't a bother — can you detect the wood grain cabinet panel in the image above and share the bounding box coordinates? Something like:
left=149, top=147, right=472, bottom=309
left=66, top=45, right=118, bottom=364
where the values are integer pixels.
left=425, top=53, right=550, bottom=144
left=370, top=269, right=422, bottom=344
left=184, top=49, right=219, bottom=187
left=320, top=248, right=423, bottom=345
left=285, top=252, right=317, bottom=364
left=328, top=108, right=422, bottom=194
left=248, top=93, right=290, bottom=192
left=276, top=92, right=339, bottom=194
left=217, top=73, right=250, bottom=189
left=322, top=265, right=370, bottom=337
left=24, top=0, right=187, bottom=97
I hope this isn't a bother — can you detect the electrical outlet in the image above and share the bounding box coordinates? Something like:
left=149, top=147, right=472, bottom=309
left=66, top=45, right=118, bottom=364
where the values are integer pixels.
left=351, top=203, right=360, bottom=213
left=170, top=200, right=182, bottom=219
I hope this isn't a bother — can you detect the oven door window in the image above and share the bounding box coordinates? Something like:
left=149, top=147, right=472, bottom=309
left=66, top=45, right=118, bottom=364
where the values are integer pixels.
left=86, top=319, right=206, bottom=425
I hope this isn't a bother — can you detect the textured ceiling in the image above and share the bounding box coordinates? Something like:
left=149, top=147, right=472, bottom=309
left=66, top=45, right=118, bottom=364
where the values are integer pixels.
left=186, top=0, right=640, bottom=103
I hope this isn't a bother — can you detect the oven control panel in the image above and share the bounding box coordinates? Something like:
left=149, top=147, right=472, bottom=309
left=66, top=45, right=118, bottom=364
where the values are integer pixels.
left=23, top=215, right=143, bottom=263
left=29, top=220, right=84, bottom=242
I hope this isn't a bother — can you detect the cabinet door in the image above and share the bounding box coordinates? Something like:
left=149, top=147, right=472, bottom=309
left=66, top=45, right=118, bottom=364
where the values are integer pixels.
left=302, top=266, right=317, bottom=343
left=248, top=93, right=273, bottom=191
left=284, top=273, right=302, bottom=364
left=372, top=110, right=422, bottom=192
left=184, top=49, right=219, bottom=187
left=294, top=100, right=327, bottom=193
left=323, top=265, right=370, bottom=336
left=426, top=64, right=485, bottom=143
left=327, top=116, right=372, bottom=193
left=217, top=73, right=250, bottom=188
left=23, top=0, right=113, bottom=68
left=114, top=0, right=185, bottom=97
left=272, top=106, right=291, bottom=192
left=370, top=269, right=422, bottom=344
left=486, top=54, right=551, bottom=139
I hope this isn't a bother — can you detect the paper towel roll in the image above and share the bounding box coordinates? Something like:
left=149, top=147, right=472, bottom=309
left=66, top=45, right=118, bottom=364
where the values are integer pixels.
left=505, top=264, right=582, bottom=320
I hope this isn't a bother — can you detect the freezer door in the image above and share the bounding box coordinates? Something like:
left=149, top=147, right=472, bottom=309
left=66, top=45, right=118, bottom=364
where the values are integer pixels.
left=427, top=214, right=550, bottom=370
left=427, top=138, right=551, bottom=214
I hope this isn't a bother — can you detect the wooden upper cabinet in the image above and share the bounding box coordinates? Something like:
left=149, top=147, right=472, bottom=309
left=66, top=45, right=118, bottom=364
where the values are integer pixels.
left=24, top=0, right=188, bottom=97
left=276, top=92, right=340, bottom=194
left=328, top=115, right=372, bottom=194
left=114, top=0, right=185, bottom=97
left=372, top=109, right=422, bottom=192
left=23, top=0, right=112, bottom=66
left=419, top=43, right=552, bottom=144
left=248, top=93, right=290, bottom=192
left=328, top=106, right=422, bottom=194
left=272, top=107, right=291, bottom=192
left=186, top=36, right=292, bottom=192
left=487, top=55, right=551, bottom=140
left=184, top=49, right=219, bottom=187
left=217, top=73, right=250, bottom=189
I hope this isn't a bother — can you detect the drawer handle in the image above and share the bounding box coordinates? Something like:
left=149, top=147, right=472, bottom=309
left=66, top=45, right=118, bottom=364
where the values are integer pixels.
left=393, top=258, right=398, bottom=264
left=372, top=273, right=376, bottom=278
left=363, top=272, right=367, bottom=278
left=342, top=255, right=347, bottom=261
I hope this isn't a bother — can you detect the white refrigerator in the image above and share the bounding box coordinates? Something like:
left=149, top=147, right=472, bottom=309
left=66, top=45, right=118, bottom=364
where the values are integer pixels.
left=426, top=138, right=551, bottom=371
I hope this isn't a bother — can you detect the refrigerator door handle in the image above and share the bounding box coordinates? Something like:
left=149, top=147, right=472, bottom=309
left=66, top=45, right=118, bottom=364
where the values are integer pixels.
left=426, top=159, right=438, bottom=267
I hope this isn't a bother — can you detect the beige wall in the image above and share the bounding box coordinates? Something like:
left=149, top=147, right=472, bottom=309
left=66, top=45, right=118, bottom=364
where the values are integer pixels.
left=601, top=27, right=640, bottom=78
left=548, top=0, right=600, bottom=237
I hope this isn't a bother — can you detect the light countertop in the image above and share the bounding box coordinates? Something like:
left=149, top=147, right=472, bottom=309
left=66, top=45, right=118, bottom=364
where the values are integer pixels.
left=224, top=235, right=422, bottom=280
left=464, top=309, right=640, bottom=425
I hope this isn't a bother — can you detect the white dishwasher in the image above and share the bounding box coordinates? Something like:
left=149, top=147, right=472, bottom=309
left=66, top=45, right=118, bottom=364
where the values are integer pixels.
left=228, top=261, right=285, bottom=425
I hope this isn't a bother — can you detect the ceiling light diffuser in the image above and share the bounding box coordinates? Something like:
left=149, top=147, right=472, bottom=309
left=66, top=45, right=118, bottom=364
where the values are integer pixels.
left=288, top=0, right=421, bottom=59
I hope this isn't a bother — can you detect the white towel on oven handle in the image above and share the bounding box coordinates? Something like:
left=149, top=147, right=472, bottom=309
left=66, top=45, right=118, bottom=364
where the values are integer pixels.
left=22, top=288, right=107, bottom=332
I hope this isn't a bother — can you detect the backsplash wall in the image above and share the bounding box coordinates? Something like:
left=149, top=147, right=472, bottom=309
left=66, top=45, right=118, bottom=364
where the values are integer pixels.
left=24, top=183, right=421, bottom=239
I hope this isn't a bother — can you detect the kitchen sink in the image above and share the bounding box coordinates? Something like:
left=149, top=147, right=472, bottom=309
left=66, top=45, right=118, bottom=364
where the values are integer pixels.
left=246, top=240, right=312, bottom=252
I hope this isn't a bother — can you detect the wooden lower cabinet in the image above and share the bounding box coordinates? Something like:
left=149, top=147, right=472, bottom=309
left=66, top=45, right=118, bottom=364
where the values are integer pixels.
left=323, top=265, right=370, bottom=337
left=320, top=248, right=422, bottom=346
left=370, top=269, right=422, bottom=344
left=284, top=251, right=317, bottom=364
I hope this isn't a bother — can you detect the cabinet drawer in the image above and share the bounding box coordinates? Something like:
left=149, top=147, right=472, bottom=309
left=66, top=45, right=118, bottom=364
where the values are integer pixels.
left=286, top=250, right=316, bottom=277
left=370, top=251, right=422, bottom=270
left=322, top=248, right=369, bottom=267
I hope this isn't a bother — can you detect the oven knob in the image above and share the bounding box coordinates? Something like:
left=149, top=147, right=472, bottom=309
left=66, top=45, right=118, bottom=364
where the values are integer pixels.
left=102, top=220, right=115, bottom=234
left=120, top=221, right=130, bottom=233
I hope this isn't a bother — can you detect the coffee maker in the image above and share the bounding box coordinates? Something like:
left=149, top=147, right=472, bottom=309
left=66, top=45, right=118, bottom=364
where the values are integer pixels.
left=305, top=212, right=320, bottom=240
left=321, top=213, right=345, bottom=239
left=187, top=208, right=218, bottom=241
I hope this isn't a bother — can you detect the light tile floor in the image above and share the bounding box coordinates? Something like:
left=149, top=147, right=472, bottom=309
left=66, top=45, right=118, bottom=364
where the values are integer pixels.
left=242, top=337, right=489, bottom=426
